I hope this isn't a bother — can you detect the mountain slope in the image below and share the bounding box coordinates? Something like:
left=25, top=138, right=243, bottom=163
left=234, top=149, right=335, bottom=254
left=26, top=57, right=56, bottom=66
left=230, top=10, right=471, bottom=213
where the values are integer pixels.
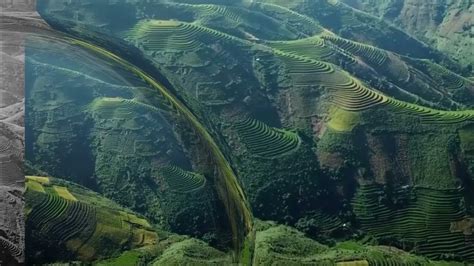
left=24, top=0, right=474, bottom=264
left=25, top=176, right=158, bottom=263
left=342, top=0, right=473, bottom=73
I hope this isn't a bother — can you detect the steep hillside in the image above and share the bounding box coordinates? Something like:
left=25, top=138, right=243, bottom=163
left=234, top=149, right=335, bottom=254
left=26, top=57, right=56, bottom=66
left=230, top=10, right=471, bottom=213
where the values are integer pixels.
left=25, top=34, right=231, bottom=248
left=343, top=0, right=473, bottom=73
left=26, top=174, right=452, bottom=265
left=25, top=176, right=158, bottom=263
left=252, top=221, right=465, bottom=265
left=23, top=0, right=474, bottom=264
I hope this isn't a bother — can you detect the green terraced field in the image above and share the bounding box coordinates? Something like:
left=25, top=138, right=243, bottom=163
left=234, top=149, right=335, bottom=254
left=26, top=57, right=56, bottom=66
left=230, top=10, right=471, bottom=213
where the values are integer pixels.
left=384, top=98, right=474, bottom=124
left=157, top=166, right=207, bottom=193
left=327, top=76, right=474, bottom=123
left=268, top=35, right=358, bottom=66
left=27, top=0, right=474, bottom=264
left=418, top=60, right=471, bottom=91
left=129, top=20, right=203, bottom=51
left=90, top=98, right=137, bottom=120
left=268, top=37, right=335, bottom=61
left=329, top=77, right=387, bottom=111
left=295, top=210, right=344, bottom=235
left=251, top=2, right=325, bottom=36
left=234, top=118, right=300, bottom=158
left=128, top=20, right=245, bottom=52
left=191, top=4, right=246, bottom=24
left=252, top=221, right=456, bottom=265
left=172, top=2, right=290, bottom=36
left=152, top=238, right=232, bottom=265
left=180, top=2, right=301, bottom=40
left=322, top=35, right=388, bottom=66
left=130, top=17, right=474, bottom=124
left=275, top=49, right=335, bottom=74
left=128, top=18, right=474, bottom=126
left=25, top=177, right=157, bottom=262
left=352, top=184, right=474, bottom=261
left=90, top=97, right=161, bottom=114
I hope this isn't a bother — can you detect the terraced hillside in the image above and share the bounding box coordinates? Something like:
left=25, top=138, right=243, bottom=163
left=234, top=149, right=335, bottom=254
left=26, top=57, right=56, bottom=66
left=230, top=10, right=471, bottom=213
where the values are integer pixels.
left=353, top=184, right=474, bottom=261
left=24, top=0, right=474, bottom=264
left=342, top=0, right=474, bottom=72
left=93, top=220, right=460, bottom=265
left=252, top=221, right=467, bottom=265
left=234, top=118, right=301, bottom=158
left=25, top=35, right=232, bottom=256
left=156, top=166, right=206, bottom=193
left=25, top=176, right=158, bottom=263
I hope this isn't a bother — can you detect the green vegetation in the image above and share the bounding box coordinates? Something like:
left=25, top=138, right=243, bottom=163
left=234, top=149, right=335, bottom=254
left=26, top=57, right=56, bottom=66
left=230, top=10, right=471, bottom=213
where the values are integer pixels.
left=25, top=176, right=157, bottom=262
left=384, top=98, right=474, bottom=124
left=459, top=126, right=474, bottom=180
left=53, top=186, right=78, bottom=201
left=268, top=36, right=335, bottom=61
left=276, top=50, right=335, bottom=85
left=234, top=118, right=300, bottom=158
left=252, top=221, right=459, bottom=265
left=152, top=238, right=231, bottom=265
left=330, top=77, right=387, bottom=111
left=294, top=210, right=344, bottom=239
left=342, top=0, right=474, bottom=70
left=97, top=234, right=233, bottom=265
left=325, top=75, right=474, bottom=124
left=67, top=37, right=253, bottom=260
left=352, top=184, right=474, bottom=261
left=267, top=34, right=358, bottom=67
left=424, top=62, right=468, bottom=91
left=252, top=2, right=325, bottom=35
left=459, top=126, right=474, bottom=152
left=127, top=18, right=474, bottom=125
left=322, top=34, right=388, bottom=66
left=129, top=20, right=203, bottom=51
left=172, top=2, right=301, bottom=40
left=90, top=97, right=163, bottom=118
left=327, top=107, right=360, bottom=132
left=96, top=249, right=144, bottom=266
left=29, top=0, right=474, bottom=264
left=92, top=221, right=470, bottom=265
left=25, top=37, right=227, bottom=262
left=128, top=20, right=241, bottom=51
left=157, top=166, right=207, bottom=193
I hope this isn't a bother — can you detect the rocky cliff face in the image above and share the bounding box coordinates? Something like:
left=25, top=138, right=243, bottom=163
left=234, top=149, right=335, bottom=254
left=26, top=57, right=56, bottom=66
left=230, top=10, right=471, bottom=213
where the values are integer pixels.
left=343, top=0, right=473, bottom=73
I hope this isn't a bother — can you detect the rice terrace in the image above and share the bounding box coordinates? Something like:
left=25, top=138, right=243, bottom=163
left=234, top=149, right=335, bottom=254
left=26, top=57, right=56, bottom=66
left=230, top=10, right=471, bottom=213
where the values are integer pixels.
left=2, top=0, right=472, bottom=265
